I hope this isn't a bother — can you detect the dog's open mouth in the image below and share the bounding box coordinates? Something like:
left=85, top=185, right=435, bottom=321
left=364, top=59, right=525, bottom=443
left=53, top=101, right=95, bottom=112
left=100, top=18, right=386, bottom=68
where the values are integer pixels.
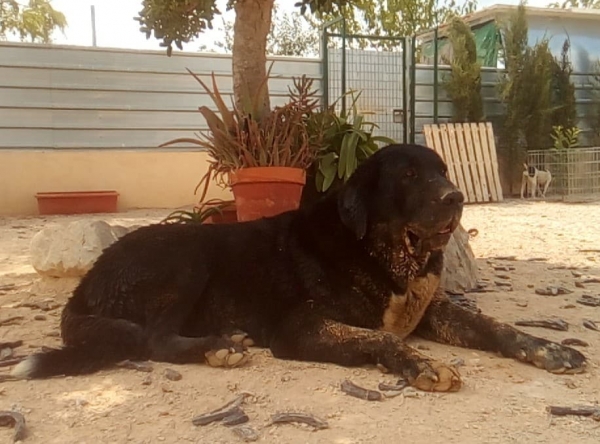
left=437, top=223, right=453, bottom=235
left=405, top=221, right=456, bottom=256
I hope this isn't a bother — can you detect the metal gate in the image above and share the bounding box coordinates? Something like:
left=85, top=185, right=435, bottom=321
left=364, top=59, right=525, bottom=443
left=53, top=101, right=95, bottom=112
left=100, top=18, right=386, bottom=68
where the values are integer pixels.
left=321, top=18, right=413, bottom=144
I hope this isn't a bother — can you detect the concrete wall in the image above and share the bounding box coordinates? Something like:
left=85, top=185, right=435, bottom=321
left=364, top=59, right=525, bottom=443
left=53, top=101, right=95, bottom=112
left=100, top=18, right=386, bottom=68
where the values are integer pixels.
left=0, top=150, right=233, bottom=215
left=0, top=42, right=321, bottom=215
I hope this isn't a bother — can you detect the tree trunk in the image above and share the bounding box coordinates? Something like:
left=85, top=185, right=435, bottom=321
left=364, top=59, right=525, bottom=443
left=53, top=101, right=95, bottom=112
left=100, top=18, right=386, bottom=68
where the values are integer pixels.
left=232, top=0, right=274, bottom=115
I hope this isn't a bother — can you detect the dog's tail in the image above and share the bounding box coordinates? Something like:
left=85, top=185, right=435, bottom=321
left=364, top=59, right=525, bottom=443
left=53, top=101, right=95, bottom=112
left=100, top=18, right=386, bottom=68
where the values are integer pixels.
left=11, top=296, right=146, bottom=379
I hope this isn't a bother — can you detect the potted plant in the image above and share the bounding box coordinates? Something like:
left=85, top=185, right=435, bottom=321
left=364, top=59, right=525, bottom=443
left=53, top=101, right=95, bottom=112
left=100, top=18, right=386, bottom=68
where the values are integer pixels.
left=300, top=91, right=396, bottom=207
left=161, top=65, right=322, bottom=222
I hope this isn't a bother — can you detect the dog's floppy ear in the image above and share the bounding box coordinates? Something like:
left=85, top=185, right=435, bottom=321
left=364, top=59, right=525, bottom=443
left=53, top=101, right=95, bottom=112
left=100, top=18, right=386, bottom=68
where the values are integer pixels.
left=337, top=158, right=379, bottom=240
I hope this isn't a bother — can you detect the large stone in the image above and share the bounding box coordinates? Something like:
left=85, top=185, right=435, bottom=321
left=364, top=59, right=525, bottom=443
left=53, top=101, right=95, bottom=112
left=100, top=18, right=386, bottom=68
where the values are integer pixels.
left=442, top=224, right=478, bottom=293
left=29, top=220, right=132, bottom=278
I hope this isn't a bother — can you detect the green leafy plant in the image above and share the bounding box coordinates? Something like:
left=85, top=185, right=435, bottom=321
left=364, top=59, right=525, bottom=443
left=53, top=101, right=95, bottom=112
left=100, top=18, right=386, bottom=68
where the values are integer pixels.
left=0, top=0, right=67, bottom=43
left=160, top=65, right=323, bottom=197
left=550, top=125, right=581, bottom=150
left=161, top=199, right=236, bottom=225
left=309, top=91, right=396, bottom=192
left=442, top=16, right=484, bottom=123
left=550, top=39, right=577, bottom=132
left=586, top=61, right=600, bottom=146
left=496, top=2, right=560, bottom=193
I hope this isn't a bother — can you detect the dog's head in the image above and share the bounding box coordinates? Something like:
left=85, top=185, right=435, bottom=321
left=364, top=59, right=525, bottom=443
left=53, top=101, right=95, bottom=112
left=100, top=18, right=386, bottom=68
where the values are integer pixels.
left=337, top=144, right=463, bottom=259
left=524, top=163, right=536, bottom=177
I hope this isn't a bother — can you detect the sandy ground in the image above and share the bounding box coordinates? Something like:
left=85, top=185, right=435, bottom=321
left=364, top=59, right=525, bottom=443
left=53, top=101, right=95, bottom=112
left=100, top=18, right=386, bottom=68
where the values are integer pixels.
left=1, top=200, right=600, bottom=444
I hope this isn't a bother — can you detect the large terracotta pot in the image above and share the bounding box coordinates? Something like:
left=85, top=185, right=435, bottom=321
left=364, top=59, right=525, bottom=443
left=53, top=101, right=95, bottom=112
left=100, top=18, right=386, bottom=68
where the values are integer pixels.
left=229, top=167, right=306, bottom=222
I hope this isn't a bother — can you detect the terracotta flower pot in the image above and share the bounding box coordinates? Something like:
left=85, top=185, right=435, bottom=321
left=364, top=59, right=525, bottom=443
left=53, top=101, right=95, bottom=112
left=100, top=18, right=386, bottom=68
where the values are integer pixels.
left=35, top=191, right=119, bottom=215
left=229, top=167, right=306, bottom=222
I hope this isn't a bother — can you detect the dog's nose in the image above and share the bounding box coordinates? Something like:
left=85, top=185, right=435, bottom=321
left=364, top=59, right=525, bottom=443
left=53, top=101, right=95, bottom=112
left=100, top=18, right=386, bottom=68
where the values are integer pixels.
left=440, top=189, right=464, bottom=206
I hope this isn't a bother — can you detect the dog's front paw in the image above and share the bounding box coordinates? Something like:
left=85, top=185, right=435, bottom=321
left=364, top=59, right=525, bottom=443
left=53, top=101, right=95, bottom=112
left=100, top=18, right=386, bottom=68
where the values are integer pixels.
left=204, top=336, right=250, bottom=368
left=516, top=339, right=587, bottom=374
left=409, top=360, right=462, bottom=392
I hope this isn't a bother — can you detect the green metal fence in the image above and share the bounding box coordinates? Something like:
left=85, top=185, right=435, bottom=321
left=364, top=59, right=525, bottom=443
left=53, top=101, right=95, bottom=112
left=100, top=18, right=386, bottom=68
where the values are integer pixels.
left=321, top=20, right=600, bottom=148
left=322, top=19, right=409, bottom=144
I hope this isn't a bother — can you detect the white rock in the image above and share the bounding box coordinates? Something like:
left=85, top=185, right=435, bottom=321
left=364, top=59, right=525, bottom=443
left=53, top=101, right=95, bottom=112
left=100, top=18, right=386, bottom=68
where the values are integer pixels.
left=29, top=220, right=130, bottom=278
left=442, top=224, right=478, bottom=293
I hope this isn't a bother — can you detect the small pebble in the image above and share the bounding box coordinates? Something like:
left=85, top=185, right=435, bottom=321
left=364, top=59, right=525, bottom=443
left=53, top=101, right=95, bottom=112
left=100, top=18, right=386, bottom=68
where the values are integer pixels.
left=34, top=314, right=47, bottom=321
left=450, top=357, right=465, bottom=367
left=383, top=390, right=404, bottom=398
left=495, top=281, right=512, bottom=287
left=164, top=368, right=182, bottom=381
left=0, top=347, right=13, bottom=359
left=402, top=387, right=419, bottom=398
left=561, top=338, right=589, bottom=347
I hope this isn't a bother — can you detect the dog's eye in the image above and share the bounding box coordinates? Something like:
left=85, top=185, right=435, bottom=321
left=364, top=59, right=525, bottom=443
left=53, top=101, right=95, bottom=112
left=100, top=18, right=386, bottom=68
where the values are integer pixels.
left=406, top=168, right=416, bottom=178
left=441, top=167, right=448, bottom=177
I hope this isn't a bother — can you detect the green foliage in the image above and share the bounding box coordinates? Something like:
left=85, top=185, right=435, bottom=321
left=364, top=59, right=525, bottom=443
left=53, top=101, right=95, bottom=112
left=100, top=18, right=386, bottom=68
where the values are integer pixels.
left=550, top=125, right=581, bottom=150
left=548, top=0, right=600, bottom=8
left=442, top=16, right=484, bottom=123
left=137, top=0, right=479, bottom=56
left=309, top=91, right=395, bottom=192
left=497, top=1, right=529, bottom=163
left=305, top=0, right=477, bottom=39
left=0, top=0, right=66, bottom=43
left=161, top=199, right=236, bottom=225
left=496, top=2, right=560, bottom=193
left=498, top=2, right=556, bottom=152
left=550, top=39, right=577, bottom=132
left=135, top=0, right=223, bottom=56
left=520, top=39, right=555, bottom=151
left=135, top=0, right=344, bottom=56
left=586, top=62, right=600, bottom=145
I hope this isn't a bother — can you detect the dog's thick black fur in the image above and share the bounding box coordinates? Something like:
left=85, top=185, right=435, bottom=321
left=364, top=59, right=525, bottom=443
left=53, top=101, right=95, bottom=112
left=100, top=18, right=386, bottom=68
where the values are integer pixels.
left=13, top=144, right=586, bottom=391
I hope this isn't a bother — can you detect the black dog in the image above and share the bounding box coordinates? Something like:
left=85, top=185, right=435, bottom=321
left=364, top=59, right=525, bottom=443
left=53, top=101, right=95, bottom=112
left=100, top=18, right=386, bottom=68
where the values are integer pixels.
left=13, top=144, right=586, bottom=392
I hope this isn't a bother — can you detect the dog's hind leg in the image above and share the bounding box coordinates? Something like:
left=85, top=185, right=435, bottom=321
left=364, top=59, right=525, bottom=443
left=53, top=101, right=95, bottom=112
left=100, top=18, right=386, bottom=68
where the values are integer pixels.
left=414, top=293, right=587, bottom=374
left=541, top=174, right=552, bottom=198
left=269, top=309, right=461, bottom=392
left=146, top=270, right=249, bottom=368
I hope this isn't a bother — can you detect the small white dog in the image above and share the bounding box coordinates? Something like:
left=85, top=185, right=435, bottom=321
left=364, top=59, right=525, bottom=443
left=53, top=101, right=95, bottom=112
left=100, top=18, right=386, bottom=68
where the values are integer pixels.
left=520, top=163, right=552, bottom=199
